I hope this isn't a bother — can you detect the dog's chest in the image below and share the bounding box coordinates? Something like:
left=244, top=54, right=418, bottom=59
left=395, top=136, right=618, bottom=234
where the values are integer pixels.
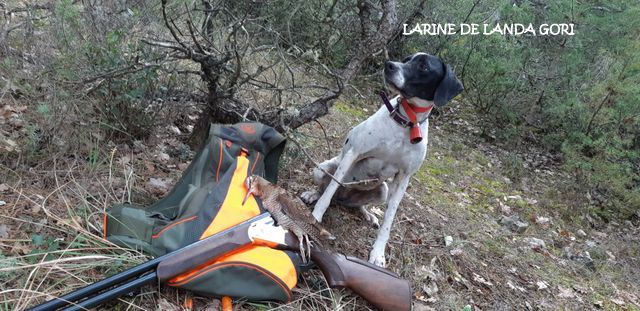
left=348, top=111, right=427, bottom=155
left=345, top=110, right=428, bottom=178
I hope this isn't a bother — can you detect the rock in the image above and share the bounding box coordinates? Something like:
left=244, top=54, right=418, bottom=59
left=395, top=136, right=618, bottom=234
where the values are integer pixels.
left=507, top=280, right=526, bottom=292
left=606, top=251, right=616, bottom=260
left=0, top=224, right=9, bottom=239
left=562, top=247, right=573, bottom=259
left=499, top=201, right=512, bottom=214
left=423, top=281, right=438, bottom=297
left=534, top=216, right=550, bottom=225
left=576, top=229, right=587, bottom=237
left=156, top=298, right=181, bottom=311
left=524, top=237, right=546, bottom=249
left=444, top=236, right=453, bottom=247
left=572, top=284, right=588, bottom=294
left=500, top=215, right=529, bottom=233
left=156, top=152, right=171, bottom=163
left=557, top=286, right=575, bottom=299
left=585, top=240, right=597, bottom=248
left=571, top=251, right=595, bottom=270
left=146, top=178, right=172, bottom=196
left=0, top=200, right=6, bottom=206
left=417, top=258, right=441, bottom=283
left=449, top=248, right=464, bottom=256
left=536, top=281, right=549, bottom=290
left=413, top=302, right=436, bottom=311
left=594, top=300, right=604, bottom=308
left=592, top=231, right=608, bottom=239
left=168, top=125, right=182, bottom=135
left=472, top=273, right=493, bottom=287
left=610, top=298, right=625, bottom=306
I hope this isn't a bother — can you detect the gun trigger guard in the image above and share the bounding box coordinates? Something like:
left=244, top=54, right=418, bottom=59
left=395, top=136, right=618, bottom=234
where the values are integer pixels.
left=247, top=215, right=289, bottom=245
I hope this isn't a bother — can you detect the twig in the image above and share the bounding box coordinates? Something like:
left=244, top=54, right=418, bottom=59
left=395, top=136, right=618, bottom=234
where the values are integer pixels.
left=313, top=119, right=333, bottom=158
left=284, top=132, right=379, bottom=187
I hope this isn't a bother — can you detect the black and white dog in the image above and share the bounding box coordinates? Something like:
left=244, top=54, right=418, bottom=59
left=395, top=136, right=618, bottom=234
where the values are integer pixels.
left=301, top=53, right=463, bottom=266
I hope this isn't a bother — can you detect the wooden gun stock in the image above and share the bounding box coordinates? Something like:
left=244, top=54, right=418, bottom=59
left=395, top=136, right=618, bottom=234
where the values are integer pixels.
left=311, top=249, right=412, bottom=311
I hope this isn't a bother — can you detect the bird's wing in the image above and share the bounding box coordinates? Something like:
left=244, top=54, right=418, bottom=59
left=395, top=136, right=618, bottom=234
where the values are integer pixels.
left=276, top=193, right=318, bottom=224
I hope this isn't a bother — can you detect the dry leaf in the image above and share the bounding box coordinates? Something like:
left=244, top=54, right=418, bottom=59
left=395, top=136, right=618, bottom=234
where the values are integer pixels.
left=156, top=298, right=181, bottom=311
left=557, top=286, right=575, bottom=299
left=472, top=273, right=493, bottom=287
left=147, top=178, right=171, bottom=196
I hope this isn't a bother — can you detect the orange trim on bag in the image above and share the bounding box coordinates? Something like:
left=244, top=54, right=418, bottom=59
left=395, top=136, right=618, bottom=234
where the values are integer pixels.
left=250, top=153, right=260, bottom=174
left=152, top=216, right=198, bottom=239
left=216, top=140, right=223, bottom=182
left=102, top=213, right=107, bottom=238
left=221, top=296, right=232, bottom=311
left=200, top=154, right=260, bottom=239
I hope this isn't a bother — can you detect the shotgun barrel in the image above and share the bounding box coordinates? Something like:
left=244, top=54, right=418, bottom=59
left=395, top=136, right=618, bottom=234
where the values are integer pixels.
left=27, top=213, right=271, bottom=311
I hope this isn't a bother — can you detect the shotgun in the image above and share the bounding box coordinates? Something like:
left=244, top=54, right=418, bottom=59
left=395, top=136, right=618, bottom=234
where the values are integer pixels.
left=27, top=213, right=411, bottom=311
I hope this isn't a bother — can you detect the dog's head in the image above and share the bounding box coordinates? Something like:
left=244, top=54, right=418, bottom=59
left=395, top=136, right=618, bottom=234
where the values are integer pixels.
left=384, top=52, right=463, bottom=107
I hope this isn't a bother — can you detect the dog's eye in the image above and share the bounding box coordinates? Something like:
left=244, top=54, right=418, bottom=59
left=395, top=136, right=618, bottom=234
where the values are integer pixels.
left=422, top=63, right=429, bottom=71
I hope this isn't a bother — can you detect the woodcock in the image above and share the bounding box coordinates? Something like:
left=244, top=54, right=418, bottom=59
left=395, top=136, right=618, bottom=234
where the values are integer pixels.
left=242, top=175, right=335, bottom=262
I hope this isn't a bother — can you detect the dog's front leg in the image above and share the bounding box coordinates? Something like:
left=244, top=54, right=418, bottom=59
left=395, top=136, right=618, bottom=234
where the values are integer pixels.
left=312, top=150, right=359, bottom=222
left=369, top=173, right=411, bottom=267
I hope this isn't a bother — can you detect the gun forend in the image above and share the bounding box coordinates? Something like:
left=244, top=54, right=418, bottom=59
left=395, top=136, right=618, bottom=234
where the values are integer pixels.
left=156, top=213, right=272, bottom=282
left=311, top=249, right=412, bottom=311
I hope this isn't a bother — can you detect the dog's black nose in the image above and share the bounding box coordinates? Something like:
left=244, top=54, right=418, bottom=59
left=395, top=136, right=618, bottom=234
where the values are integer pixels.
left=385, top=61, right=397, bottom=72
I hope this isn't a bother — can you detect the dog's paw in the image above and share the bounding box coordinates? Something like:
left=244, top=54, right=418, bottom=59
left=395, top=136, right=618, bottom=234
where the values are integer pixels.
left=360, top=206, right=380, bottom=229
left=368, top=250, right=386, bottom=267
left=300, top=190, right=320, bottom=204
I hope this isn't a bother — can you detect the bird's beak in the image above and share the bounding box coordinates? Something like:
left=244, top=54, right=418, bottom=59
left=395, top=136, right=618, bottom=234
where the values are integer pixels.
left=242, top=190, right=251, bottom=206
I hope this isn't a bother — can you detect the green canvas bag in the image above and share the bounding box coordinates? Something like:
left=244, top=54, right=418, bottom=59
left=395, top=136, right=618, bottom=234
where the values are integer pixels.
left=104, top=122, right=300, bottom=302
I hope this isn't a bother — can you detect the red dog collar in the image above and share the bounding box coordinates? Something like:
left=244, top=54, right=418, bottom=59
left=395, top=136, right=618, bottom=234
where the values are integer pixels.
left=379, top=92, right=433, bottom=144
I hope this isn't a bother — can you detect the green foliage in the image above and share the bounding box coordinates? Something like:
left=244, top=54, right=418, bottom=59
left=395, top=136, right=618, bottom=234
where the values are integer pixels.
left=397, top=0, right=640, bottom=219
left=28, top=234, right=61, bottom=262
left=48, top=0, right=162, bottom=143
left=502, top=154, right=524, bottom=182
left=258, top=0, right=360, bottom=68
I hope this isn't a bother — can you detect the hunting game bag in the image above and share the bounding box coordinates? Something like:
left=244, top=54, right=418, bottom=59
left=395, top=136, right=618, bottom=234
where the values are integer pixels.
left=103, top=123, right=301, bottom=302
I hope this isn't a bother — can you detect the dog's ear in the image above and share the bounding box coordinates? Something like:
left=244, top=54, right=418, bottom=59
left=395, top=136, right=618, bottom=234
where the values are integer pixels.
left=433, top=64, right=463, bottom=107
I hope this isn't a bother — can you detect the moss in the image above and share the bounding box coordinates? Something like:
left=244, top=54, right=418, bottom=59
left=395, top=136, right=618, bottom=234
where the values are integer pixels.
left=414, top=166, right=446, bottom=189
left=471, top=151, right=490, bottom=166
left=333, top=100, right=367, bottom=119
left=473, top=183, right=501, bottom=197
left=481, top=238, right=509, bottom=256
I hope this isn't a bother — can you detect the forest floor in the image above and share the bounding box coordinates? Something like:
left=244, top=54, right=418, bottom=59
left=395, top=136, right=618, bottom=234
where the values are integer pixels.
left=1, top=91, right=639, bottom=311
